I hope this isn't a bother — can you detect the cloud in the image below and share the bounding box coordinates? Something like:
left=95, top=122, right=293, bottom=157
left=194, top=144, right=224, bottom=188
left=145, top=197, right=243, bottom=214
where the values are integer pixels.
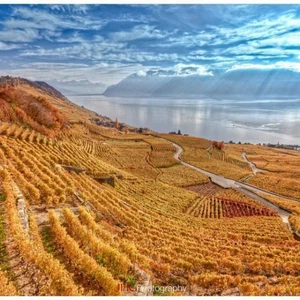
left=0, top=41, right=22, bottom=50
left=140, top=63, right=213, bottom=77
left=109, top=24, right=171, bottom=42
left=0, top=61, right=151, bottom=85
left=49, top=5, right=90, bottom=15
left=0, top=6, right=104, bottom=45
left=97, top=51, right=180, bottom=63
left=173, top=63, right=213, bottom=76
left=153, top=9, right=300, bottom=69
left=137, top=70, right=147, bottom=76
left=221, top=43, right=287, bottom=58
left=208, top=12, right=300, bottom=46
left=56, top=32, right=90, bottom=44
left=155, top=31, right=215, bottom=48
left=20, top=40, right=181, bottom=63
left=10, top=6, right=103, bottom=31
left=20, top=40, right=127, bottom=59
left=1, top=4, right=300, bottom=84
left=251, top=31, right=300, bottom=48
left=227, top=62, right=300, bottom=73
left=0, top=28, right=39, bottom=43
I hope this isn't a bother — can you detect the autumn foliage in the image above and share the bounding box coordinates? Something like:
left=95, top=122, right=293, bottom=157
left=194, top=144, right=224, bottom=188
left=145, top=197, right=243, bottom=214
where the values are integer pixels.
left=0, top=87, right=67, bottom=136
left=212, top=140, right=224, bottom=150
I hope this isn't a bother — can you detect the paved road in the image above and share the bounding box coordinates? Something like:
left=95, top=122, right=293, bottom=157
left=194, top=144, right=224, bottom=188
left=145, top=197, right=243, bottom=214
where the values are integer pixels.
left=172, top=141, right=300, bottom=201
left=170, top=141, right=297, bottom=230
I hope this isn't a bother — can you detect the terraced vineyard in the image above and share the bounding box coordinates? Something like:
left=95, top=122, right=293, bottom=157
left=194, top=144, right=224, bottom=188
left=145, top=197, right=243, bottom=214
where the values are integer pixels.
left=185, top=182, right=222, bottom=196
left=186, top=197, right=278, bottom=218
left=158, top=164, right=209, bottom=187
left=0, top=121, right=300, bottom=296
left=225, top=143, right=300, bottom=198
left=254, top=192, right=300, bottom=233
left=145, top=138, right=179, bottom=168
left=0, top=76, right=300, bottom=296
left=158, top=133, right=252, bottom=180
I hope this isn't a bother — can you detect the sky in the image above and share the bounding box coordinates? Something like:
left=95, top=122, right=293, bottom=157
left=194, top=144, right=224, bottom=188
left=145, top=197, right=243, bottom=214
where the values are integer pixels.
left=1, top=4, right=300, bottom=85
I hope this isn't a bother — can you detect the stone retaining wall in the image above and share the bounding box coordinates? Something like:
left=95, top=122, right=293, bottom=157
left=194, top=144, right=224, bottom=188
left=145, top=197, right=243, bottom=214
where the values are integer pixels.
left=12, top=185, right=29, bottom=237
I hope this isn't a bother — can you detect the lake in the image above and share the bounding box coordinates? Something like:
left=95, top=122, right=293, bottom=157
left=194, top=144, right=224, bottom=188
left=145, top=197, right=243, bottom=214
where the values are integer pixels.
left=67, top=95, right=300, bottom=145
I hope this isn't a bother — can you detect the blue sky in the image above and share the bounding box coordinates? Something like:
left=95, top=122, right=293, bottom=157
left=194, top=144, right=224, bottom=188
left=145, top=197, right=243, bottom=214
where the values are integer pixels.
left=1, top=4, right=300, bottom=85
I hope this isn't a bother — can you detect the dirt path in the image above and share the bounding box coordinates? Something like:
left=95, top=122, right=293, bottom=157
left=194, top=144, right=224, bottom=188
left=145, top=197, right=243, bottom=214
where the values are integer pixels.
left=241, top=152, right=265, bottom=175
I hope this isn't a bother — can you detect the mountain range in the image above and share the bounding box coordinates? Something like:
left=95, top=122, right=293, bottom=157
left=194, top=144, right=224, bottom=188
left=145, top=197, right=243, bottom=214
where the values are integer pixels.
left=49, top=79, right=107, bottom=96
left=103, top=69, right=300, bottom=99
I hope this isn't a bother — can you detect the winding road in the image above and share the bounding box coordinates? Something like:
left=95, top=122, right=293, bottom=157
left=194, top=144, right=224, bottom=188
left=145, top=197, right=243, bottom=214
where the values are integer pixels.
left=170, top=140, right=299, bottom=236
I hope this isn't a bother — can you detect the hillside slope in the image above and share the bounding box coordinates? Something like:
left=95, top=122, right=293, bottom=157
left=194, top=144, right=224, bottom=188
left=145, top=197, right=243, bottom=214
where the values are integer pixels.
left=0, top=76, right=111, bottom=136
left=0, top=76, right=300, bottom=296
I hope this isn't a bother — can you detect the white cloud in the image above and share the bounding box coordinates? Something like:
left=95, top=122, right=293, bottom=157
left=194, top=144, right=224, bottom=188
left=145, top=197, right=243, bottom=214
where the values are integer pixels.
left=11, top=7, right=103, bottom=31
left=189, top=49, right=207, bottom=55
left=0, top=42, right=22, bottom=50
left=56, top=32, right=86, bottom=43
left=173, top=63, right=213, bottom=76
left=209, top=12, right=300, bottom=46
left=2, top=5, right=300, bottom=82
left=251, top=31, right=300, bottom=48
left=0, top=28, right=39, bottom=43
left=50, top=5, right=90, bottom=15
left=22, top=62, right=90, bottom=69
left=137, top=70, right=147, bottom=76
left=0, top=62, right=151, bottom=85
left=154, top=10, right=300, bottom=61
left=0, top=5, right=108, bottom=49
left=4, top=19, right=57, bottom=31
left=141, top=63, right=213, bottom=77
left=0, top=6, right=104, bottom=45
left=220, top=43, right=293, bottom=59
left=20, top=40, right=181, bottom=63
left=110, top=25, right=170, bottom=42
left=20, top=41, right=128, bottom=59
left=227, top=62, right=300, bottom=73
left=156, top=31, right=215, bottom=48
left=187, top=55, right=234, bottom=62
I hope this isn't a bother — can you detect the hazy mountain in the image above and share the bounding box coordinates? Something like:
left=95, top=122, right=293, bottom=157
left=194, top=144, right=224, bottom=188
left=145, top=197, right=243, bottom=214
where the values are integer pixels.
left=103, top=74, right=172, bottom=97
left=49, top=79, right=107, bottom=95
left=103, top=69, right=300, bottom=99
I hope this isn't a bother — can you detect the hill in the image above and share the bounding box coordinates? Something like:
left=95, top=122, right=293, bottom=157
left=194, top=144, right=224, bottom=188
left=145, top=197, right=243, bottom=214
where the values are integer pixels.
left=48, top=79, right=107, bottom=96
left=0, top=76, right=300, bottom=296
left=103, top=73, right=172, bottom=98
left=0, top=76, right=113, bottom=136
left=0, top=76, right=68, bottom=101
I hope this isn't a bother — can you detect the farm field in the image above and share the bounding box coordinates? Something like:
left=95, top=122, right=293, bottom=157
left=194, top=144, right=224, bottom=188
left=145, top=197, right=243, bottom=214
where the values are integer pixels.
left=145, top=138, right=179, bottom=168
left=158, top=134, right=252, bottom=180
left=1, top=122, right=300, bottom=296
left=158, top=164, right=209, bottom=187
left=0, top=77, right=300, bottom=296
left=159, top=134, right=300, bottom=198
left=254, top=192, right=300, bottom=233
left=226, top=144, right=300, bottom=198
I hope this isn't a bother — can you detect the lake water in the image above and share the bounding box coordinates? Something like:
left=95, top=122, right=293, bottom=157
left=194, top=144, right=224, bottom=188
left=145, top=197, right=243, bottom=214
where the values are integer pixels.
left=68, top=95, right=300, bottom=145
